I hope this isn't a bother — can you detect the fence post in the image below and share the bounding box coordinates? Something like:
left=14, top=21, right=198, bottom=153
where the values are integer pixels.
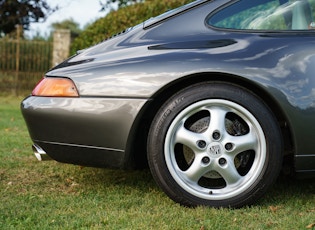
left=14, top=25, right=21, bottom=96
left=52, top=29, right=70, bottom=67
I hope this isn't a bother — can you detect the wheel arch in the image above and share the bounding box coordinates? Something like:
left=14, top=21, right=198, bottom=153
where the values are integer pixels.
left=125, top=72, right=294, bottom=171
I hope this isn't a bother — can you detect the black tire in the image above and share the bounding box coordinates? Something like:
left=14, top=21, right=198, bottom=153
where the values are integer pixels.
left=147, top=82, right=283, bottom=208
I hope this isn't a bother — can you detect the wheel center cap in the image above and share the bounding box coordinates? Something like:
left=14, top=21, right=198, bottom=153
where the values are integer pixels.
left=208, top=142, right=223, bottom=158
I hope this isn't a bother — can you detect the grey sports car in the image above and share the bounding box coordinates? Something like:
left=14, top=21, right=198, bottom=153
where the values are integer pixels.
left=22, top=0, right=315, bottom=208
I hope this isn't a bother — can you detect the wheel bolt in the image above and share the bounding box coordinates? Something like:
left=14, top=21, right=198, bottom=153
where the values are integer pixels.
left=219, top=158, right=226, bottom=165
left=212, top=131, right=220, bottom=140
left=197, top=140, right=207, bottom=149
left=202, top=156, right=210, bottom=164
left=225, top=143, right=233, bottom=151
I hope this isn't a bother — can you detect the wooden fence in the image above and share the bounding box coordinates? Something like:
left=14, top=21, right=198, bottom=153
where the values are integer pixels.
left=0, top=38, right=53, bottom=95
left=0, top=27, right=70, bottom=96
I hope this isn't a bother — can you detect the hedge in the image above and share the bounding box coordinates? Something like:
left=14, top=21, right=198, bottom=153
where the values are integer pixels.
left=71, top=0, right=195, bottom=53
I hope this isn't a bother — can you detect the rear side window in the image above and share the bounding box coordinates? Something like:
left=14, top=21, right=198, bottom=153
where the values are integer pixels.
left=208, top=0, right=315, bottom=31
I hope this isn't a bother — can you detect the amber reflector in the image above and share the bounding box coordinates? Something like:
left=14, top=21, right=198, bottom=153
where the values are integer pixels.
left=32, top=78, right=79, bottom=97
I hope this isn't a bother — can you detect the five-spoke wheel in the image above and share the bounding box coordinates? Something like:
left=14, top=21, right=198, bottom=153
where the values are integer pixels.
left=147, top=82, right=282, bottom=208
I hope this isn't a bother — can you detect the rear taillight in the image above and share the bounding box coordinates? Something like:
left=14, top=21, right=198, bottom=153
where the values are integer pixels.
left=32, top=78, right=79, bottom=97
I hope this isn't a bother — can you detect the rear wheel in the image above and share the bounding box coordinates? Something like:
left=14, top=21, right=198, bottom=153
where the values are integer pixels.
left=147, top=82, right=283, bottom=208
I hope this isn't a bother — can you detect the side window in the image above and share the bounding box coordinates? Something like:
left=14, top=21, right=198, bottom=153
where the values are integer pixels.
left=208, top=0, right=315, bottom=31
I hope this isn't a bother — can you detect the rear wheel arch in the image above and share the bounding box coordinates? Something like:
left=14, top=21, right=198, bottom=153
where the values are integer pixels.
left=126, top=72, right=294, bottom=170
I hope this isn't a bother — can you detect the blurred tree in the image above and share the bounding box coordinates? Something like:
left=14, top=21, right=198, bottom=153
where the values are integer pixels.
left=0, top=0, right=58, bottom=37
left=51, top=18, right=82, bottom=40
left=29, top=30, right=48, bottom=41
left=99, top=0, right=144, bottom=10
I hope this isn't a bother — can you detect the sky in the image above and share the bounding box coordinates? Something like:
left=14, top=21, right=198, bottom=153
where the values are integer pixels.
left=26, top=0, right=111, bottom=38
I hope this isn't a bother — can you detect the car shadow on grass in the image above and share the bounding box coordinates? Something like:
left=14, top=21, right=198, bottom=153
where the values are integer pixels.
left=259, top=175, right=315, bottom=207
left=70, top=165, right=315, bottom=207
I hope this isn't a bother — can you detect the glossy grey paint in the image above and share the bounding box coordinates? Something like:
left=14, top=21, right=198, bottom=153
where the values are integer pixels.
left=22, top=96, right=146, bottom=167
left=21, top=0, right=315, bottom=173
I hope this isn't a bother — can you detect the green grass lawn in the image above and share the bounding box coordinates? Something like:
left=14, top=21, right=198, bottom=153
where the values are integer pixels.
left=0, top=96, right=314, bottom=229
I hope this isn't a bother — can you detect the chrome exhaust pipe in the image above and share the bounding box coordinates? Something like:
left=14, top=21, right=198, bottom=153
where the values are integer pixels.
left=32, top=144, right=52, bottom=161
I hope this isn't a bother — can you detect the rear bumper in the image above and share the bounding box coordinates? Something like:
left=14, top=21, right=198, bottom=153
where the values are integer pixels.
left=21, top=96, right=147, bottom=168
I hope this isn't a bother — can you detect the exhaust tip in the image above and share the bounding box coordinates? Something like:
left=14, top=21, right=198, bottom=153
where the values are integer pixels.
left=32, top=144, right=52, bottom=161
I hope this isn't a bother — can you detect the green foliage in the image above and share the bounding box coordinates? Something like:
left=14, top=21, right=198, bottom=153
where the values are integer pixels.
left=100, top=0, right=143, bottom=10
left=51, top=18, right=82, bottom=39
left=71, top=0, right=194, bottom=53
left=0, top=97, right=315, bottom=229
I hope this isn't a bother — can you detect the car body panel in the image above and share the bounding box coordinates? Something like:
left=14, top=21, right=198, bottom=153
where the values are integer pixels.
left=22, top=96, right=147, bottom=167
left=21, top=0, right=315, bottom=174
